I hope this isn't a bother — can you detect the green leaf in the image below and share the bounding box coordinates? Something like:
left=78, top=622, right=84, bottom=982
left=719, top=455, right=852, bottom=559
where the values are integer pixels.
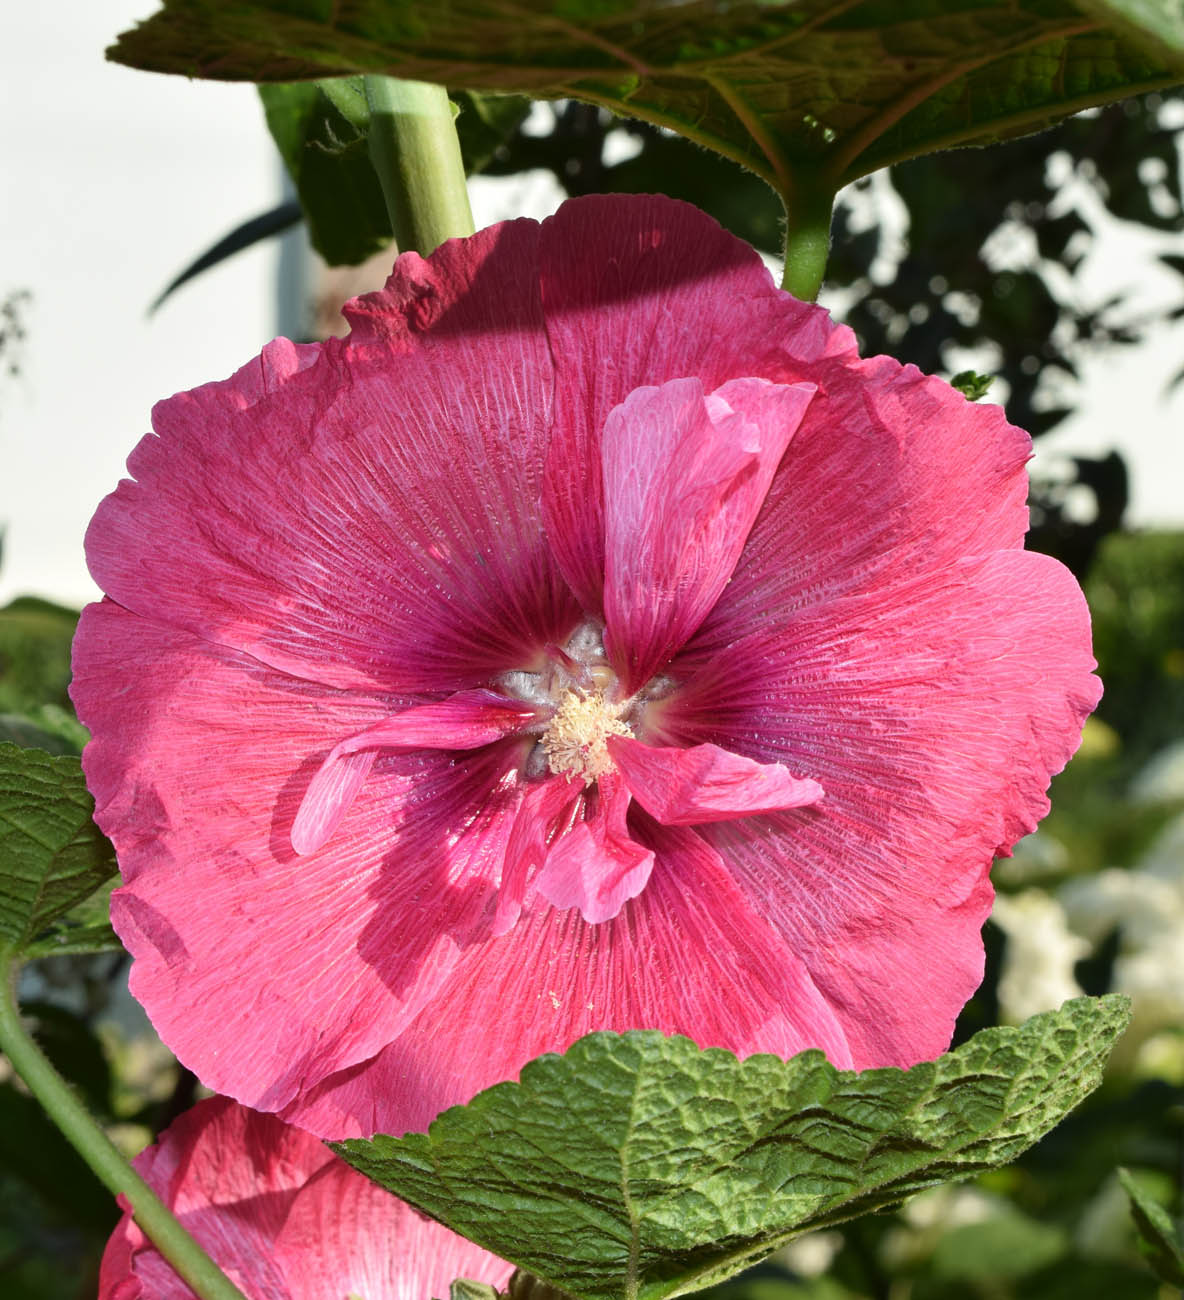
left=0, top=1079, right=118, bottom=1233
left=260, top=78, right=528, bottom=265
left=110, top=2, right=1184, bottom=198
left=20, top=875, right=121, bottom=960
left=929, top=1208, right=1067, bottom=1281
left=259, top=78, right=393, bottom=266
left=1118, top=1167, right=1184, bottom=1287
left=0, top=714, right=77, bottom=756
left=1076, top=2, right=1184, bottom=69
left=0, top=744, right=117, bottom=957
left=336, top=996, right=1129, bottom=1300
left=0, top=596, right=78, bottom=720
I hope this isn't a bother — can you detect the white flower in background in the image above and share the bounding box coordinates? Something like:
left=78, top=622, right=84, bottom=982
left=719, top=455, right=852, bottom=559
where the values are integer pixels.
left=1060, top=809, right=1184, bottom=1070
left=775, top=1231, right=844, bottom=1279
left=1129, top=738, right=1184, bottom=805
left=991, top=889, right=1088, bottom=1024
left=880, top=1186, right=996, bottom=1270
left=992, top=829, right=1070, bottom=888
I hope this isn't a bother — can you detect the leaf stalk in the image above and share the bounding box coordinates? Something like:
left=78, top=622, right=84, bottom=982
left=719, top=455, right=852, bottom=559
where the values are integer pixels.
left=779, top=177, right=835, bottom=302
left=364, top=76, right=476, bottom=255
left=0, top=946, right=248, bottom=1300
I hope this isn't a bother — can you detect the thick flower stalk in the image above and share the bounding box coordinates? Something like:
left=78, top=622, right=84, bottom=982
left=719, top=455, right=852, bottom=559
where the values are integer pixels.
left=72, top=195, right=1101, bottom=1139
left=99, top=1097, right=511, bottom=1298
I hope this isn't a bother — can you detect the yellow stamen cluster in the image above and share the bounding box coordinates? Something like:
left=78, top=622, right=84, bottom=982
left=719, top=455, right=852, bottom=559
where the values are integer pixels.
left=542, top=689, right=633, bottom=781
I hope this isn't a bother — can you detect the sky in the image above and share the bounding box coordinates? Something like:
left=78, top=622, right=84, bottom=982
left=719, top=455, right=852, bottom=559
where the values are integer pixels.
left=2, top=0, right=1182, bottom=610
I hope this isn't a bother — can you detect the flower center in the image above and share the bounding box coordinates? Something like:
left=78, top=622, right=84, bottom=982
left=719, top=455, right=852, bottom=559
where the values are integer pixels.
left=542, top=689, right=633, bottom=781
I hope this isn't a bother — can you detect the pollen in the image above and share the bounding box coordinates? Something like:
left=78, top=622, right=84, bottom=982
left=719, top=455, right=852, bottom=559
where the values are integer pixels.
left=542, top=689, right=633, bottom=781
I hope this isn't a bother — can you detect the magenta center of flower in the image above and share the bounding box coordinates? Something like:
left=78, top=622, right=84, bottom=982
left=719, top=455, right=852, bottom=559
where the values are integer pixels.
left=500, top=621, right=673, bottom=787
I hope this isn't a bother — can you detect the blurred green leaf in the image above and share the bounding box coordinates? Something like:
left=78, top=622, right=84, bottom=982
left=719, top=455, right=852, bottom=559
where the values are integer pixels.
left=930, top=1208, right=1068, bottom=1281
left=0, top=715, right=77, bottom=757
left=151, top=201, right=302, bottom=311
left=259, top=78, right=527, bottom=265
left=0, top=597, right=77, bottom=720
left=17, top=1002, right=115, bottom=1124
left=0, top=1080, right=116, bottom=1234
left=1119, top=1167, right=1184, bottom=1286
left=337, top=997, right=1128, bottom=1300
left=0, top=745, right=116, bottom=957
left=110, top=1, right=1184, bottom=197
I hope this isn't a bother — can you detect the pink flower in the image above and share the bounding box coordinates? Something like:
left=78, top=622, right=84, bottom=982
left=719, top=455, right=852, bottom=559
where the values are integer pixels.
left=72, top=195, right=1100, bottom=1140
left=99, top=1097, right=511, bottom=1299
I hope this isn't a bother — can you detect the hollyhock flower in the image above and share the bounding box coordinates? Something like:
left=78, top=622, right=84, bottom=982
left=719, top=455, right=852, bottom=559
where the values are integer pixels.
left=99, top=1096, right=511, bottom=1299
left=72, top=194, right=1100, bottom=1140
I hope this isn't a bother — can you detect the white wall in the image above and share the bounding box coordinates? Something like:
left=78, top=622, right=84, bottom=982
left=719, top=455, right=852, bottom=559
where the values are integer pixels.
left=2, top=2, right=1180, bottom=610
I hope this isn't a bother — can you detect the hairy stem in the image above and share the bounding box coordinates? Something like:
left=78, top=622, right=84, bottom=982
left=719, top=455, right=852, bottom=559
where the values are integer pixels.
left=780, top=176, right=836, bottom=301
left=0, top=946, right=248, bottom=1300
left=364, top=76, right=475, bottom=255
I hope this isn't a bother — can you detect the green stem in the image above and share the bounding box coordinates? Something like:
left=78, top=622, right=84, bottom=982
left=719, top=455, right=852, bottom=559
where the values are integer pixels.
left=779, top=177, right=837, bottom=302
left=0, top=948, right=248, bottom=1300
left=364, top=76, right=475, bottom=256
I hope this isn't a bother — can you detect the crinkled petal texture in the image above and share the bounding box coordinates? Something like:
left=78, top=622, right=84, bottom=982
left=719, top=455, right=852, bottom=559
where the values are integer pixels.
left=73, top=193, right=1100, bottom=1141
left=98, top=1097, right=512, bottom=1300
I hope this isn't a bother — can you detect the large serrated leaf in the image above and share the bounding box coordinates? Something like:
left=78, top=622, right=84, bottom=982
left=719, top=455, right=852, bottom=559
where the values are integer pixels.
left=109, top=2, right=1183, bottom=195
left=0, top=744, right=117, bottom=956
left=336, top=996, right=1129, bottom=1300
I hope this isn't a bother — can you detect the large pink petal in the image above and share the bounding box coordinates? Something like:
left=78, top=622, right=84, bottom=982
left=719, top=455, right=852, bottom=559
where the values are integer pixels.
left=285, top=821, right=853, bottom=1138
left=73, top=604, right=527, bottom=1119
left=292, top=690, right=541, bottom=855
left=686, top=357, right=1035, bottom=660
left=534, top=773, right=654, bottom=923
left=100, top=1097, right=512, bottom=1300
left=539, top=194, right=856, bottom=610
left=601, top=376, right=814, bottom=688
left=609, top=736, right=823, bottom=824
left=86, top=218, right=578, bottom=696
left=658, top=548, right=1101, bottom=1066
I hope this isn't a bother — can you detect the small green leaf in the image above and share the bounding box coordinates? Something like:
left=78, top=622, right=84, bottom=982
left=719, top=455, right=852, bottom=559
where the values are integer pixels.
left=1118, top=1166, right=1184, bottom=1286
left=950, top=370, right=995, bottom=401
left=336, top=996, right=1129, bottom=1300
left=0, top=744, right=117, bottom=957
left=259, top=78, right=528, bottom=265
left=110, top=2, right=1184, bottom=195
